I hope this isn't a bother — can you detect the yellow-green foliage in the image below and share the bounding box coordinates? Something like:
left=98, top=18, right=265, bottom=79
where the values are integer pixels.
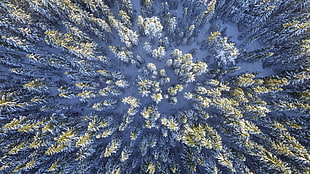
left=76, top=133, right=91, bottom=147
left=204, top=0, right=217, bottom=15
left=151, top=93, right=163, bottom=104
left=8, top=142, right=26, bottom=155
left=208, top=31, right=221, bottom=41
left=23, top=78, right=45, bottom=90
left=103, top=139, right=121, bottom=158
left=44, top=28, right=96, bottom=58
left=29, top=133, right=44, bottom=149
left=2, top=117, right=23, bottom=131
left=101, top=129, right=114, bottom=138
left=182, top=124, right=212, bottom=149
left=252, top=86, right=283, bottom=93
left=77, top=90, right=97, bottom=99
left=236, top=73, right=256, bottom=87
left=56, top=129, right=75, bottom=144
left=264, top=77, right=289, bottom=86
left=245, top=104, right=271, bottom=116
left=257, top=150, right=290, bottom=173
left=17, top=122, right=41, bottom=132
left=161, top=118, right=179, bottom=131
left=212, top=97, right=242, bottom=117
left=0, top=96, right=16, bottom=108
left=122, top=96, right=140, bottom=108
left=120, top=147, right=131, bottom=162
left=45, top=144, right=66, bottom=155
left=217, top=152, right=234, bottom=172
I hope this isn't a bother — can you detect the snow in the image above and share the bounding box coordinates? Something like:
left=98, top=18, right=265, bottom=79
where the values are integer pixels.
left=2, top=0, right=307, bottom=173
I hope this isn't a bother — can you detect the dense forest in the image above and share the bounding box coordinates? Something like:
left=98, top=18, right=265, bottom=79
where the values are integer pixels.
left=0, top=0, right=309, bottom=173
